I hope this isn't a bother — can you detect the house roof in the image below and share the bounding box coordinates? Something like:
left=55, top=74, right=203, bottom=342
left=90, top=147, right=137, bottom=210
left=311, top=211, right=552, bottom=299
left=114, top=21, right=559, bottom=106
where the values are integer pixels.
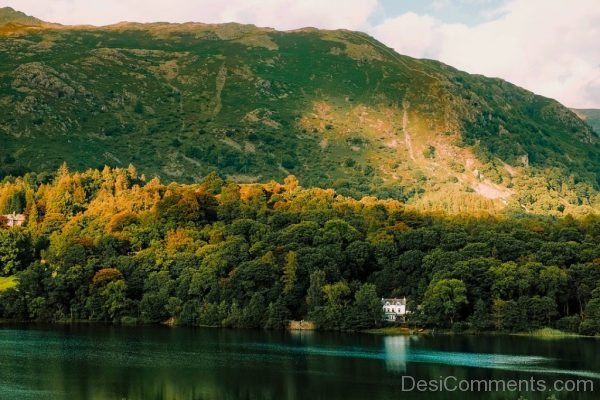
left=381, top=297, right=406, bottom=305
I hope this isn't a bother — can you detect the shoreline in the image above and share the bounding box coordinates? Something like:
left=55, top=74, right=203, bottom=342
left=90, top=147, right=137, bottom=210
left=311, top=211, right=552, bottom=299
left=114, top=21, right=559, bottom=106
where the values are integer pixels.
left=363, top=326, right=596, bottom=339
left=2, top=320, right=596, bottom=339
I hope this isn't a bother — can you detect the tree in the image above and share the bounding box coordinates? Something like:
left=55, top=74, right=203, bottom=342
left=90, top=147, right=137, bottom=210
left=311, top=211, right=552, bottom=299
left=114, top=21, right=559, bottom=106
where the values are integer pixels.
left=3, top=190, right=25, bottom=214
left=580, top=288, right=600, bottom=335
left=139, top=271, right=173, bottom=323
left=521, top=296, right=557, bottom=328
left=489, top=262, right=537, bottom=299
left=265, top=299, right=290, bottom=329
left=306, top=270, right=326, bottom=311
left=0, top=229, right=33, bottom=275
left=222, top=302, right=242, bottom=328
left=217, top=183, right=241, bottom=222
left=241, top=292, right=267, bottom=328
left=422, top=279, right=468, bottom=326
left=492, top=299, right=529, bottom=332
left=347, top=283, right=382, bottom=330
left=156, top=190, right=217, bottom=227
left=282, top=251, right=297, bottom=294
left=100, top=280, right=128, bottom=321
left=344, top=241, right=372, bottom=280
left=316, top=219, right=360, bottom=247
left=317, top=281, right=351, bottom=329
left=92, top=268, right=123, bottom=286
left=423, top=145, right=436, bottom=159
left=441, top=258, right=497, bottom=308
left=539, top=265, right=567, bottom=299
left=470, top=299, right=492, bottom=332
left=201, top=172, right=224, bottom=195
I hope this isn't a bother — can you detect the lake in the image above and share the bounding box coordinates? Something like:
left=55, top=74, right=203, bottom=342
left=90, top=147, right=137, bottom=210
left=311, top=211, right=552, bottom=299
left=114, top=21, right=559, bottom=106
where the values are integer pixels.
left=0, top=324, right=598, bottom=399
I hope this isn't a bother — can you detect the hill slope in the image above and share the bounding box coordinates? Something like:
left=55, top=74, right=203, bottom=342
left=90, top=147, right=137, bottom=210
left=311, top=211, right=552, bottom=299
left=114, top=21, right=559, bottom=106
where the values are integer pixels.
left=0, top=10, right=598, bottom=214
left=573, top=109, right=600, bottom=134
left=0, top=7, right=41, bottom=25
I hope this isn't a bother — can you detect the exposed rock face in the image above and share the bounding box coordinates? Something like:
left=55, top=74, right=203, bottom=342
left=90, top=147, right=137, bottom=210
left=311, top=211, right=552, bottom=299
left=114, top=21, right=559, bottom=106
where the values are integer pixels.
left=12, top=62, right=76, bottom=98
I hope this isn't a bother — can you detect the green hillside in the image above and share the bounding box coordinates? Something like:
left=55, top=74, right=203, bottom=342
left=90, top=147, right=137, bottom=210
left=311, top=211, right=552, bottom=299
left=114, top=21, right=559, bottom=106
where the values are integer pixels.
left=0, top=9, right=599, bottom=215
left=573, top=108, right=600, bottom=134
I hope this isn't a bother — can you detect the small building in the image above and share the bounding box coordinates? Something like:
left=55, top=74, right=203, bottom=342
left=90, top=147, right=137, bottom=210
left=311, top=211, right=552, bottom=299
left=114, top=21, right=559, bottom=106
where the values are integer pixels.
left=1, top=212, right=26, bottom=227
left=382, top=297, right=407, bottom=322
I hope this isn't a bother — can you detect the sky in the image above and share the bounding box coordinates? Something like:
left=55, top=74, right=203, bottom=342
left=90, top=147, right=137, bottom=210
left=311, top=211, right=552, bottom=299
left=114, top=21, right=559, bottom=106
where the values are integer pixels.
left=3, top=0, right=599, bottom=108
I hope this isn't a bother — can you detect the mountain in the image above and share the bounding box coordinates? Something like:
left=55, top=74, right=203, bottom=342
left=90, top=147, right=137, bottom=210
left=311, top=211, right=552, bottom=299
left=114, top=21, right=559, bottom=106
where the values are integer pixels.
left=0, top=7, right=40, bottom=24
left=0, top=7, right=42, bottom=27
left=0, top=10, right=599, bottom=215
left=572, top=109, right=600, bottom=134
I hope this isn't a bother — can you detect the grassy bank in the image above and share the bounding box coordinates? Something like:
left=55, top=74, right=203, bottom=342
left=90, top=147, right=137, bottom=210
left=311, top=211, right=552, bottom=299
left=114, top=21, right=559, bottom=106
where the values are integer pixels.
left=512, top=328, right=582, bottom=338
left=363, top=326, right=588, bottom=338
left=363, top=326, right=429, bottom=335
left=289, top=320, right=316, bottom=331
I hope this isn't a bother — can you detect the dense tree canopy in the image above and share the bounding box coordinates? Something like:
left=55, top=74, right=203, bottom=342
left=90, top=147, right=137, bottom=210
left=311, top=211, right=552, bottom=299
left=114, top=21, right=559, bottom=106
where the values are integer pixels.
left=1, top=166, right=600, bottom=334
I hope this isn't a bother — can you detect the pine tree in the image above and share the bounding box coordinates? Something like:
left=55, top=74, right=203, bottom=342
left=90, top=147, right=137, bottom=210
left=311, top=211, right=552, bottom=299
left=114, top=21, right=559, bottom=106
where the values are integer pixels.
left=282, top=251, right=297, bottom=294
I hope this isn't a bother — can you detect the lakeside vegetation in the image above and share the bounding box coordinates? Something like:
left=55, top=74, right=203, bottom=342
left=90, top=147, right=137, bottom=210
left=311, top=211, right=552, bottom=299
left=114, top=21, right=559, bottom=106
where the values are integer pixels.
left=512, top=327, right=581, bottom=338
left=365, top=326, right=586, bottom=338
left=1, top=165, right=600, bottom=335
left=363, top=326, right=424, bottom=335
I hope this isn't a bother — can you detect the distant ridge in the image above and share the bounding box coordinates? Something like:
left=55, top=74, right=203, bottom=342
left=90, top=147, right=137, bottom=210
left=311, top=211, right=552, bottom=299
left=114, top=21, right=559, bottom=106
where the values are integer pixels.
left=572, top=109, right=600, bottom=134
left=0, top=7, right=42, bottom=26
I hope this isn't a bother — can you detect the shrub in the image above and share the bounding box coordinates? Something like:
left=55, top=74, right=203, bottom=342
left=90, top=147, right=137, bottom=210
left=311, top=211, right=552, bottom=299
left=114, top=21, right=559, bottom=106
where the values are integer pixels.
left=423, top=145, right=436, bottom=159
left=555, top=315, right=580, bottom=333
left=92, top=268, right=124, bottom=286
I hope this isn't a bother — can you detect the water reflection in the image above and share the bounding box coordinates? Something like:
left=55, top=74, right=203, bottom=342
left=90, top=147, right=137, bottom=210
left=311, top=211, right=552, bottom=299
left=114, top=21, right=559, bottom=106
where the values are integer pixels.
left=0, top=325, right=599, bottom=400
left=382, top=335, right=410, bottom=372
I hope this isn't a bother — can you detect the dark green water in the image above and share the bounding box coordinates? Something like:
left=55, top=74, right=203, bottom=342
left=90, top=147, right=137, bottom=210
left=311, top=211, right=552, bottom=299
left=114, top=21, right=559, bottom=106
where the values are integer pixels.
left=0, top=325, right=598, bottom=400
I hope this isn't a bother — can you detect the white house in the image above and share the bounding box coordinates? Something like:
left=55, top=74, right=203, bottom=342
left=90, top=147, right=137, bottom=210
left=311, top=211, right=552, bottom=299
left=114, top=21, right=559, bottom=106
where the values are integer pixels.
left=1, top=212, right=26, bottom=227
left=382, top=297, right=407, bottom=322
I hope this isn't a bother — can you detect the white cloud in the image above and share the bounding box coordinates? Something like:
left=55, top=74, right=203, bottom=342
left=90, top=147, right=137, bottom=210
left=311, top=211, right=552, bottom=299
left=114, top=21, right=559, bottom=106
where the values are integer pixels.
left=370, top=0, right=600, bottom=108
left=370, top=12, right=443, bottom=59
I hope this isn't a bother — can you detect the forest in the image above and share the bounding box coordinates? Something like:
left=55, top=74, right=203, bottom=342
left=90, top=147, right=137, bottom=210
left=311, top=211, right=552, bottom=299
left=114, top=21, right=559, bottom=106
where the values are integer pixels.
left=1, top=164, right=600, bottom=335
